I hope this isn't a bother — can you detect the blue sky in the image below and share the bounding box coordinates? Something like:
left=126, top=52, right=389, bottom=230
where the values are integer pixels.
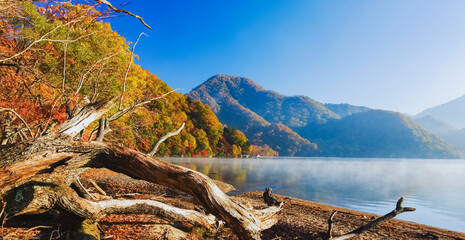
left=108, top=0, right=465, bottom=115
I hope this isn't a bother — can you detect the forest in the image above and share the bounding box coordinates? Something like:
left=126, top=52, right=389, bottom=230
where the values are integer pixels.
left=0, top=0, right=257, bottom=158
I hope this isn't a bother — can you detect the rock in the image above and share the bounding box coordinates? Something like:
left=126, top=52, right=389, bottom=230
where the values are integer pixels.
left=147, top=224, right=188, bottom=239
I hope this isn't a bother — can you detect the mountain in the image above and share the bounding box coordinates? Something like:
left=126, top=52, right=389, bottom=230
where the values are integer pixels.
left=444, top=128, right=465, bottom=149
left=414, top=115, right=458, bottom=136
left=298, top=110, right=461, bottom=158
left=415, top=115, right=465, bottom=149
left=324, top=103, right=371, bottom=118
left=186, top=74, right=323, bottom=156
left=415, top=94, right=465, bottom=128
left=188, top=74, right=462, bottom=158
left=188, top=74, right=339, bottom=128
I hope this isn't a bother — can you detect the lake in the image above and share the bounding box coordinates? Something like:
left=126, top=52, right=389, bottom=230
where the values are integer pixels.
left=163, top=157, right=465, bottom=233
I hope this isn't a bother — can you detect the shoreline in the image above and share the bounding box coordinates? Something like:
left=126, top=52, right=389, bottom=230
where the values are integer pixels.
left=233, top=191, right=465, bottom=239
left=6, top=168, right=459, bottom=239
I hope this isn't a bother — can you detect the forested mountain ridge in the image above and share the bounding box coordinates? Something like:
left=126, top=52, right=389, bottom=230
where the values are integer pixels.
left=188, top=74, right=462, bottom=158
left=189, top=74, right=340, bottom=128
left=298, top=110, right=461, bottom=158
left=187, top=74, right=321, bottom=156
left=324, top=103, right=371, bottom=118
left=415, top=115, right=465, bottom=150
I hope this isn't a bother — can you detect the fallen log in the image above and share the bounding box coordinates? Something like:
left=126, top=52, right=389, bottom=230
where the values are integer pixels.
left=327, top=197, right=416, bottom=240
left=0, top=99, right=282, bottom=240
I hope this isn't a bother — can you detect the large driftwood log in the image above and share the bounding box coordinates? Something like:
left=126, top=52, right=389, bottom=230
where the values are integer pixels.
left=327, top=197, right=416, bottom=240
left=0, top=100, right=282, bottom=240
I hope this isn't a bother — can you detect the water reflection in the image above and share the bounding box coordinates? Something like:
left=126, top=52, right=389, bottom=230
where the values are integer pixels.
left=164, top=157, right=465, bottom=232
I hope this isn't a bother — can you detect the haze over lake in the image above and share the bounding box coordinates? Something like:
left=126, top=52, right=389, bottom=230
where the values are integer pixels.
left=165, top=157, right=465, bottom=232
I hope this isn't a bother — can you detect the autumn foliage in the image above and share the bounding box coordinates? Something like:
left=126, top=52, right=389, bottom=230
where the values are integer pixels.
left=0, top=0, right=251, bottom=157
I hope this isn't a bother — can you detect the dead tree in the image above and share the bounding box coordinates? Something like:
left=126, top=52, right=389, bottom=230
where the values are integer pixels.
left=263, top=187, right=282, bottom=207
left=0, top=99, right=282, bottom=240
left=326, top=197, right=416, bottom=240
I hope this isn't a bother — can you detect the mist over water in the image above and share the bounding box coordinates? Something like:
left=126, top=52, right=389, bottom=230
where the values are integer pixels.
left=164, top=157, right=465, bottom=232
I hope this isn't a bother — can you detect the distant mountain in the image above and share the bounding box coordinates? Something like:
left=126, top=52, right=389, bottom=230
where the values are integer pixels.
left=415, top=94, right=465, bottom=128
left=298, top=110, right=461, bottom=158
left=415, top=115, right=465, bottom=149
left=187, top=74, right=462, bottom=158
left=324, top=103, right=371, bottom=118
left=188, top=74, right=339, bottom=128
left=414, top=115, right=458, bottom=136
left=186, top=74, right=324, bottom=156
left=444, top=128, right=465, bottom=149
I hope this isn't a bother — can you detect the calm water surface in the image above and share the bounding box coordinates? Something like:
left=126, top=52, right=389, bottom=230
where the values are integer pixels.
left=163, top=157, right=465, bottom=233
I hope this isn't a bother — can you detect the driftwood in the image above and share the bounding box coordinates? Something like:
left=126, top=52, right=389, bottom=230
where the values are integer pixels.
left=263, top=187, right=282, bottom=207
left=0, top=99, right=282, bottom=240
left=327, top=197, right=416, bottom=240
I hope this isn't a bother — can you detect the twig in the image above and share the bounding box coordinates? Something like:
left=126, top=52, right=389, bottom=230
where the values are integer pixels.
left=74, top=50, right=123, bottom=98
left=89, top=179, right=107, bottom=196
left=40, top=95, right=63, bottom=136
left=100, top=0, right=151, bottom=29
left=0, top=108, right=34, bottom=138
left=0, top=201, right=6, bottom=220
left=76, top=177, right=98, bottom=201
left=1, top=201, right=6, bottom=238
left=26, top=225, right=52, bottom=232
left=49, top=225, right=60, bottom=240
left=62, top=29, right=70, bottom=93
left=327, top=211, right=337, bottom=239
left=0, top=18, right=84, bottom=63
left=109, top=89, right=178, bottom=122
left=118, top=32, right=147, bottom=110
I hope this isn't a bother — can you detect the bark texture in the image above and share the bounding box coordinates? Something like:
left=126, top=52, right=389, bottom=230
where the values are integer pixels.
left=0, top=100, right=282, bottom=240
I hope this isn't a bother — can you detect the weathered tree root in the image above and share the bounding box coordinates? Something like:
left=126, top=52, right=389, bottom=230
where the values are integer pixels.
left=0, top=100, right=283, bottom=240
left=327, top=197, right=416, bottom=240
left=263, top=187, right=282, bottom=207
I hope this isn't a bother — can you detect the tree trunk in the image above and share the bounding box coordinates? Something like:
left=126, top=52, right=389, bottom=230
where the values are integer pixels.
left=0, top=99, right=282, bottom=240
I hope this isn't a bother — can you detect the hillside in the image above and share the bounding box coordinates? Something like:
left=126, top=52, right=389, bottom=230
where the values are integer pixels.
left=414, top=115, right=458, bottom=136
left=415, top=115, right=465, bottom=149
left=324, top=103, right=371, bottom=118
left=104, top=75, right=255, bottom=158
left=188, top=74, right=462, bottom=158
left=298, top=110, right=461, bottom=158
left=187, top=74, right=323, bottom=156
left=415, top=94, right=465, bottom=128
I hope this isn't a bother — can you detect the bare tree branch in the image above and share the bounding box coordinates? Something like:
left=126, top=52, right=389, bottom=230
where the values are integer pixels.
left=40, top=94, right=63, bottom=136
left=0, top=108, right=33, bottom=139
left=0, top=18, right=86, bottom=63
left=109, top=89, right=178, bottom=122
left=327, top=210, right=337, bottom=239
left=118, top=32, right=147, bottom=111
left=76, top=176, right=98, bottom=201
left=148, top=122, right=185, bottom=156
left=99, top=0, right=151, bottom=29
left=328, top=197, right=416, bottom=240
left=74, top=50, right=123, bottom=99
left=93, top=90, right=177, bottom=142
left=62, top=29, right=70, bottom=93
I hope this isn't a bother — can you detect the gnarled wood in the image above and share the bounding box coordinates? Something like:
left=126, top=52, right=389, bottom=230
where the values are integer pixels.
left=56, top=100, right=115, bottom=137
left=0, top=99, right=282, bottom=240
left=91, top=143, right=264, bottom=239
left=327, top=197, right=416, bottom=240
